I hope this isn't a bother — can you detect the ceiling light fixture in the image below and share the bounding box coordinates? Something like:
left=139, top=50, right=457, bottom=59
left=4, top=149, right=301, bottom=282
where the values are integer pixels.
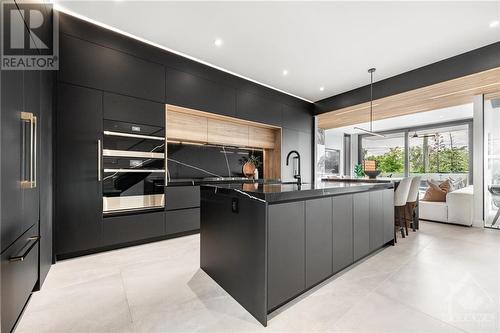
left=353, top=68, right=385, bottom=138
left=282, top=69, right=288, bottom=76
left=214, top=38, right=223, bottom=47
left=319, top=86, right=325, bottom=91
left=490, top=20, right=499, bottom=28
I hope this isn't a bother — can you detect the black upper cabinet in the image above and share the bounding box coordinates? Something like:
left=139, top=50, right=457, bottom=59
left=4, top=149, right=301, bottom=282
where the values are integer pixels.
left=282, top=104, right=312, bottom=133
left=166, top=67, right=235, bottom=117
left=103, top=92, right=164, bottom=126
left=236, top=91, right=282, bottom=126
left=59, top=34, right=165, bottom=102
left=56, top=83, right=103, bottom=256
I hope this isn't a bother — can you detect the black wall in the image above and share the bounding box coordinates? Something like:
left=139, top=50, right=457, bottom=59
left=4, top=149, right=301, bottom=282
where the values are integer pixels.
left=56, top=12, right=314, bottom=184
left=315, top=41, right=500, bottom=114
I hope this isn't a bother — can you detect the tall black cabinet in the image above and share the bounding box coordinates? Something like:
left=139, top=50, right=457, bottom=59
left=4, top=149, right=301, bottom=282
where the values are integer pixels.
left=56, top=83, right=103, bottom=257
left=0, top=4, right=54, bottom=332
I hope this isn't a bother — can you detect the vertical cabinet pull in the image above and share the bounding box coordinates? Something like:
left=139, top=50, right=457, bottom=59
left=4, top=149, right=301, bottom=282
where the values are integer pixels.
left=20, top=112, right=36, bottom=189
left=97, top=139, right=102, bottom=181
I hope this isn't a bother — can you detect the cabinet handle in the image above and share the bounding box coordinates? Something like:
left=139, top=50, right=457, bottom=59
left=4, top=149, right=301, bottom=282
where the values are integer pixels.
left=103, top=131, right=164, bottom=141
left=20, top=112, right=35, bottom=189
left=9, top=236, right=40, bottom=262
left=32, top=116, right=37, bottom=188
left=97, top=139, right=102, bottom=181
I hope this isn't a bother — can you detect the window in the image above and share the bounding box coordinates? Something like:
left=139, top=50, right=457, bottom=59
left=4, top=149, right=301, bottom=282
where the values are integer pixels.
left=361, top=133, right=405, bottom=177
left=409, top=124, right=470, bottom=183
left=359, top=122, right=471, bottom=183
left=324, top=148, right=340, bottom=174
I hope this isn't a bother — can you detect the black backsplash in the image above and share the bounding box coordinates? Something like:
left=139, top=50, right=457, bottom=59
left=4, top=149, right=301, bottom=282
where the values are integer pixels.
left=167, top=143, right=263, bottom=180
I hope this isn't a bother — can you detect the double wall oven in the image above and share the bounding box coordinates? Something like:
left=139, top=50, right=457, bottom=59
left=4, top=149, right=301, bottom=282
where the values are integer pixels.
left=100, top=120, right=166, bottom=214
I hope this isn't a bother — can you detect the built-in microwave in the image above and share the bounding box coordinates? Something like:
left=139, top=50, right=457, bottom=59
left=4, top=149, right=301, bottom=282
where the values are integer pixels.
left=100, top=120, right=166, bottom=214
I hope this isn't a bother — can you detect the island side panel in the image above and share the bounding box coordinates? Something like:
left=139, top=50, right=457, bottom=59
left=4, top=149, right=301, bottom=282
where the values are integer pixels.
left=200, top=187, right=268, bottom=326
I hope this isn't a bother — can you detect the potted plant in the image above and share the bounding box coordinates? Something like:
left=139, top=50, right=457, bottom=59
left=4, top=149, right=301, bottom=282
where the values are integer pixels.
left=241, top=154, right=262, bottom=179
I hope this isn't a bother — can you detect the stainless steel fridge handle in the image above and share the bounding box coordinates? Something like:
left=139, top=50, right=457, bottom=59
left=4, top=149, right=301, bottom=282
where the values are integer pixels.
left=20, top=112, right=35, bottom=189
left=32, top=116, right=37, bottom=188
left=97, top=139, right=102, bottom=181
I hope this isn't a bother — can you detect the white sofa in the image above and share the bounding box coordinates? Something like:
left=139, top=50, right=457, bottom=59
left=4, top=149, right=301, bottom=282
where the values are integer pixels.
left=419, top=185, right=473, bottom=226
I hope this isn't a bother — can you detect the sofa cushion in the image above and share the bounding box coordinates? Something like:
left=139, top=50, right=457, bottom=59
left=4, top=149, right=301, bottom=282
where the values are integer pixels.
left=419, top=200, right=448, bottom=222
left=446, top=185, right=474, bottom=226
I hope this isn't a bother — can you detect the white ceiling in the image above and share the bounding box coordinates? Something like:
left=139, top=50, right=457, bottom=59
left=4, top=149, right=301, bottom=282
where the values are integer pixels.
left=54, top=1, right=500, bottom=102
left=326, top=103, right=473, bottom=135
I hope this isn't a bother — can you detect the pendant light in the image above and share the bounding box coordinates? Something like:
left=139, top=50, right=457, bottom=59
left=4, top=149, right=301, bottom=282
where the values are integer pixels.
left=354, top=68, right=385, bottom=138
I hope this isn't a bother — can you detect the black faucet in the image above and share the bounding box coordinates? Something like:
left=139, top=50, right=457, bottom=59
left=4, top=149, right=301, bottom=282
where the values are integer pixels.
left=286, top=150, right=301, bottom=185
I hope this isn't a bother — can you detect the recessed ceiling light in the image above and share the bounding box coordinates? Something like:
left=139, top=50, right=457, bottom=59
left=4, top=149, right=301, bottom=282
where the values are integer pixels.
left=319, top=86, right=325, bottom=91
left=490, top=20, right=499, bottom=28
left=214, top=38, right=223, bottom=47
left=282, top=69, right=288, bottom=76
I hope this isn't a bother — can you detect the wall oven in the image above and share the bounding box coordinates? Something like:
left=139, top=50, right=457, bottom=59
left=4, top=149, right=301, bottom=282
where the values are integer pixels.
left=101, top=120, right=165, bottom=214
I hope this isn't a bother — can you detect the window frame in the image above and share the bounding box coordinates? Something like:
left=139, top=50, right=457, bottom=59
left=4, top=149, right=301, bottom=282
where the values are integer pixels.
left=358, top=119, right=473, bottom=183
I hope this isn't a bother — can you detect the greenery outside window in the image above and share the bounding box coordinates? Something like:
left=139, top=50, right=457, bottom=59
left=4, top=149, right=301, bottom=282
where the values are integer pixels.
left=359, top=121, right=471, bottom=183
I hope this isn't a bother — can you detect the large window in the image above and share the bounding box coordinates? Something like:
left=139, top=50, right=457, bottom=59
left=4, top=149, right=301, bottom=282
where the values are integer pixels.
left=408, top=124, right=470, bottom=182
left=361, top=133, right=405, bottom=177
left=360, top=122, right=471, bottom=182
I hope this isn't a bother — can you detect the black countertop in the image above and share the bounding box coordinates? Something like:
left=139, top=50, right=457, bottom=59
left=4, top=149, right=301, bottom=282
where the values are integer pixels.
left=201, top=180, right=394, bottom=203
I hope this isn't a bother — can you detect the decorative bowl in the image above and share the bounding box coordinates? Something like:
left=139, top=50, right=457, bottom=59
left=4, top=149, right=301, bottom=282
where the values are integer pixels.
left=364, top=170, right=382, bottom=179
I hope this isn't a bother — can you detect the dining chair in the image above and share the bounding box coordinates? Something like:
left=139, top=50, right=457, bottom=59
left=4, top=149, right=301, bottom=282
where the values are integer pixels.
left=405, top=176, right=422, bottom=234
left=394, top=177, right=412, bottom=241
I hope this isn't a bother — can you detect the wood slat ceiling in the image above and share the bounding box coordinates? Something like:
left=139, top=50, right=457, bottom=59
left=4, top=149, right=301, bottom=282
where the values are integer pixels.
left=317, top=67, right=500, bottom=129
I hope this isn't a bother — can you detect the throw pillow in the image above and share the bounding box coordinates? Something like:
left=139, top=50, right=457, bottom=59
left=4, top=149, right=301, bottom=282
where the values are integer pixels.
left=422, top=182, right=447, bottom=202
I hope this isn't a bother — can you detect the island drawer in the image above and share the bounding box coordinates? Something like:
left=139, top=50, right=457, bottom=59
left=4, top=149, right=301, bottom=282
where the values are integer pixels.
left=166, top=208, right=200, bottom=234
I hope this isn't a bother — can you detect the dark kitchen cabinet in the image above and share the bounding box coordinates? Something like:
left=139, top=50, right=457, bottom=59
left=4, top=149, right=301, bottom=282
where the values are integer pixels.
left=383, top=189, right=395, bottom=244
left=56, top=83, right=103, bottom=257
left=268, top=201, right=305, bottom=310
left=165, top=67, right=236, bottom=117
left=23, top=70, right=41, bottom=251
left=369, top=190, right=385, bottom=251
left=305, top=198, right=333, bottom=288
left=103, top=92, right=164, bottom=126
left=1, top=225, right=39, bottom=333
left=165, top=208, right=200, bottom=235
left=165, top=186, right=200, bottom=210
left=332, top=194, right=354, bottom=273
left=102, top=211, right=165, bottom=246
left=236, top=91, right=282, bottom=126
left=353, top=192, right=370, bottom=261
left=282, top=104, right=312, bottom=133
left=59, top=34, right=165, bottom=102
left=39, top=70, right=54, bottom=285
left=1, top=70, right=29, bottom=252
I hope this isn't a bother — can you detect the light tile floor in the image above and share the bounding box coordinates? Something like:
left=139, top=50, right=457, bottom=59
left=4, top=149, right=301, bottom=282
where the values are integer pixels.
left=16, top=221, right=500, bottom=333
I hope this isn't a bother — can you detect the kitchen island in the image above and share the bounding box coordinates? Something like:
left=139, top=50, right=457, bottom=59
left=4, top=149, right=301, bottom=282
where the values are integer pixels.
left=200, top=181, right=395, bottom=326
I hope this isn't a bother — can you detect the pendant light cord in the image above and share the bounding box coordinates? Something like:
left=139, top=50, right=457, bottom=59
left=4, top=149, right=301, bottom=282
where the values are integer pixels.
left=370, top=69, right=374, bottom=132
